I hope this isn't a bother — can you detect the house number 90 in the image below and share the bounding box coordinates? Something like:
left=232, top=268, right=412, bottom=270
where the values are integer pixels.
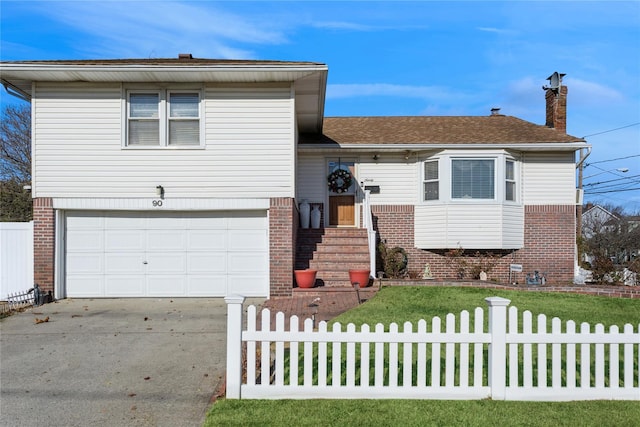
left=152, top=200, right=163, bottom=207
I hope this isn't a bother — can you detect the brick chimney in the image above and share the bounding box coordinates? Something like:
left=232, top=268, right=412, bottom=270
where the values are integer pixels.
left=544, top=72, right=567, bottom=133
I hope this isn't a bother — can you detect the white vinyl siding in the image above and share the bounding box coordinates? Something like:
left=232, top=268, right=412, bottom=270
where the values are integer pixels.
left=357, top=154, right=417, bottom=204
left=32, top=83, right=295, bottom=199
left=415, top=204, right=524, bottom=249
left=522, top=152, right=576, bottom=205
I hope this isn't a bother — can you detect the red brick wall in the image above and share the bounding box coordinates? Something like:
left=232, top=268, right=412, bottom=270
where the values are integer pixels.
left=372, top=204, right=576, bottom=285
left=33, top=198, right=55, bottom=293
left=269, top=197, right=296, bottom=296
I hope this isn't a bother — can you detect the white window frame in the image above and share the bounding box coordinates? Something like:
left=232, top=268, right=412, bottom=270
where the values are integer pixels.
left=420, top=152, right=520, bottom=205
left=505, top=158, right=517, bottom=202
left=123, top=87, right=204, bottom=149
left=422, top=159, right=440, bottom=201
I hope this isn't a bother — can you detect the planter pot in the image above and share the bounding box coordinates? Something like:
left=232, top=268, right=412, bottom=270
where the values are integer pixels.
left=349, top=269, right=371, bottom=288
left=299, top=200, right=310, bottom=229
left=294, top=269, right=318, bottom=288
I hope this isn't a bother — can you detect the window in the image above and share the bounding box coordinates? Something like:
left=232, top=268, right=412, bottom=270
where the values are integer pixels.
left=126, top=90, right=201, bottom=147
left=505, top=160, right=516, bottom=201
left=423, top=160, right=439, bottom=201
left=451, top=159, right=495, bottom=199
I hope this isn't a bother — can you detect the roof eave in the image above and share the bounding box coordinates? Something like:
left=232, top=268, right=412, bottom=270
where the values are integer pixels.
left=298, top=142, right=590, bottom=152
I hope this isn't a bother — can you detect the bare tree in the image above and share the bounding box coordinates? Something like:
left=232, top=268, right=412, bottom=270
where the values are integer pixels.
left=1, top=104, right=32, bottom=221
left=581, top=203, right=640, bottom=284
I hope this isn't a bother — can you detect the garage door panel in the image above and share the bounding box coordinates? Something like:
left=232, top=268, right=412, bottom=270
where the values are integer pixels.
left=147, top=276, right=186, bottom=296
left=189, top=253, right=226, bottom=273
left=105, top=230, right=145, bottom=252
left=228, top=252, right=268, bottom=274
left=104, top=215, right=145, bottom=229
left=228, top=230, right=268, bottom=251
left=229, top=213, right=267, bottom=229
left=146, top=253, right=186, bottom=274
left=105, top=276, right=145, bottom=296
left=147, top=214, right=187, bottom=230
left=187, top=215, right=226, bottom=229
left=66, top=213, right=104, bottom=229
left=67, top=275, right=104, bottom=297
left=67, top=230, right=103, bottom=251
left=188, top=230, right=226, bottom=250
left=147, top=230, right=186, bottom=251
left=67, top=253, right=103, bottom=274
left=105, top=253, right=145, bottom=274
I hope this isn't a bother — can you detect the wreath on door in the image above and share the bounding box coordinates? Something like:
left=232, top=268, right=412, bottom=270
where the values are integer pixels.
left=327, top=168, right=353, bottom=193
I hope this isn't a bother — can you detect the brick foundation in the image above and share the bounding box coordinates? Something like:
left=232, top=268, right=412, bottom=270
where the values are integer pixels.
left=372, top=204, right=576, bottom=285
left=269, top=197, right=297, bottom=296
left=33, top=198, right=55, bottom=294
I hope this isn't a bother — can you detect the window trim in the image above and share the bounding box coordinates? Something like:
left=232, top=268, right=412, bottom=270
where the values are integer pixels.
left=422, top=159, right=440, bottom=201
left=505, top=158, right=517, bottom=202
left=420, top=153, right=520, bottom=205
left=123, top=87, right=204, bottom=149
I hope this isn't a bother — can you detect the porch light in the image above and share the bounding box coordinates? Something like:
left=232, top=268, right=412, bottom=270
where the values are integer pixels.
left=156, top=185, right=164, bottom=199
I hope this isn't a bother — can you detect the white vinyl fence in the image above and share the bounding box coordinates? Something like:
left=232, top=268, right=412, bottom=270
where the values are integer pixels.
left=0, top=222, right=33, bottom=300
left=225, top=296, right=640, bottom=401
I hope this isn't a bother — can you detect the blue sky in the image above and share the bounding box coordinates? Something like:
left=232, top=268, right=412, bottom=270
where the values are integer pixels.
left=2, top=1, right=639, bottom=212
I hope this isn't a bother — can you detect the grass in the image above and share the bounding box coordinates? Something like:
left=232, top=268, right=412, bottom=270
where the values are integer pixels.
left=205, top=399, right=640, bottom=427
left=203, top=286, right=640, bottom=426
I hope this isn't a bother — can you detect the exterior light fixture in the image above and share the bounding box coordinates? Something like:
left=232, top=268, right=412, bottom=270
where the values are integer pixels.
left=156, top=185, right=164, bottom=199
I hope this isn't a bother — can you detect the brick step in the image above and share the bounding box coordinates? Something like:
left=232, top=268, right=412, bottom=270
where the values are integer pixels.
left=306, top=252, right=369, bottom=262
left=316, top=269, right=372, bottom=280
left=298, top=228, right=368, bottom=238
left=310, top=263, right=370, bottom=273
left=298, top=246, right=369, bottom=257
left=297, top=237, right=369, bottom=248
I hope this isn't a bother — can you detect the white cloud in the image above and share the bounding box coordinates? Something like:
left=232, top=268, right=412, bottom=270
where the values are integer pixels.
left=35, top=1, right=287, bottom=58
left=565, top=78, right=625, bottom=105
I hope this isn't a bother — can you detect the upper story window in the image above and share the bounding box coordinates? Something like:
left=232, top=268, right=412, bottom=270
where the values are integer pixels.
left=423, top=160, right=439, bottom=201
left=126, top=89, right=202, bottom=148
left=452, top=159, right=495, bottom=199
left=505, top=159, right=516, bottom=201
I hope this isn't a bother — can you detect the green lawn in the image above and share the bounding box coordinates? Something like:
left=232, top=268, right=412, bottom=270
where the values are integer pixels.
left=204, top=287, right=640, bottom=426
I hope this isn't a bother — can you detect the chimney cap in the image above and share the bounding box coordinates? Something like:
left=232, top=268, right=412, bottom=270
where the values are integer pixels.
left=543, top=71, right=566, bottom=91
left=178, top=53, right=193, bottom=60
left=490, top=107, right=501, bottom=116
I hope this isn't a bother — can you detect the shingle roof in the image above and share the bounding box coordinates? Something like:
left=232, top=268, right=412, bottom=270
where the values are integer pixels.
left=301, top=116, right=585, bottom=145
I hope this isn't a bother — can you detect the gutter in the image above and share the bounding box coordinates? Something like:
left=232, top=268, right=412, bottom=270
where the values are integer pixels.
left=298, top=142, right=591, bottom=152
left=1, top=78, right=31, bottom=102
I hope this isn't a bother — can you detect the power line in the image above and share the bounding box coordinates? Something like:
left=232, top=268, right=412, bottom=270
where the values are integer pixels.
left=581, top=122, right=640, bottom=138
left=586, top=154, right=640, bottom=166
left=585, top=187, right=640, bottom=195
left=583, top=174, right=640, bottom=187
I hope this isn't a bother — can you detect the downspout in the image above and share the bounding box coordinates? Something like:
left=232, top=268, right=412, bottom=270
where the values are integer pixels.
left=575, top=145, right=592, bottom=283
left=1, top=79, right=31, bottom=102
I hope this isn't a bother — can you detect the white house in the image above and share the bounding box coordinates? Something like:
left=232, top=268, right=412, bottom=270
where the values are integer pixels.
left=0, top=56, right=589, bottom=298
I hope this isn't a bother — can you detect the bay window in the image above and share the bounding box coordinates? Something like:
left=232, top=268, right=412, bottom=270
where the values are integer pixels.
left=126, top=89, right=202, bottom=148
left=422, top=154, right=518, bottom=203
left=451, top=159, right=495, bottom=199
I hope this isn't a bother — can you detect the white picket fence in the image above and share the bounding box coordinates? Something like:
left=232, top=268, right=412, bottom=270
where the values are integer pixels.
left=225, top=296, right=640, bottom=401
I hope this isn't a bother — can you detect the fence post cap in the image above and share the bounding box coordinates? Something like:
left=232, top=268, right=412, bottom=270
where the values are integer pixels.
left=224, top=294, right=245, bottom=304
left=484, top=296, right=511, bottom=306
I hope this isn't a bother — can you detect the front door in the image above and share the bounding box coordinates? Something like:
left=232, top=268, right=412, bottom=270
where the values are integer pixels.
left=327, top=160, right=356, bottom=226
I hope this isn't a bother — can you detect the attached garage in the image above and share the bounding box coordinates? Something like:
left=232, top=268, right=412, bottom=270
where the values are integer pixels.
left=64, top=210, right=269, bottom=298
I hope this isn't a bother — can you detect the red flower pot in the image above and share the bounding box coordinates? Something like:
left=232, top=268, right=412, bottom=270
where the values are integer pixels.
left=294, top=269, right=318, bottom=288
left=349, top=269, right=371, bottom=288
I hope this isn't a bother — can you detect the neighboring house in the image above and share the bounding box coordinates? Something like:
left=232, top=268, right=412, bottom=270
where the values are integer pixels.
left=581, top=204, right=620, bottom=240
left=0, top=56, right=588, bottom=299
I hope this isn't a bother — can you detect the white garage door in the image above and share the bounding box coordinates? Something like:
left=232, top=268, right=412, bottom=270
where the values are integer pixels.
left=65, top=211, right=269, bottom=297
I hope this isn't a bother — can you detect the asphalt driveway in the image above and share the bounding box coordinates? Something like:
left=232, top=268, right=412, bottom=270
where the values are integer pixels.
left=0, top=298, right=251, bottom=427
